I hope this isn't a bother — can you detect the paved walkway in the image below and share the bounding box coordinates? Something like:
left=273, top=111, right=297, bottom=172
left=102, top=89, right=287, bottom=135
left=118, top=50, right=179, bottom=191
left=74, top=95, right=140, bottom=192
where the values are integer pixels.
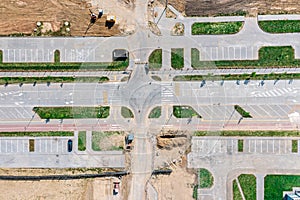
left=256, top=174, right=265, bottom=200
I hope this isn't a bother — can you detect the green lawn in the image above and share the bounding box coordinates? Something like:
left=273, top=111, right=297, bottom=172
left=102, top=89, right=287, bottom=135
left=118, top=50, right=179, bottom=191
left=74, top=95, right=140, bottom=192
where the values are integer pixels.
left=0, top=61, right=128, bottom=71
left=234, top=105, right=252, bottom=118
left=173, top=72, right=300, bottom=82
left=0, top=131, right=73, bottom=137
left=191, top=46, right=300, bottom=69
left=233, top=180, right=243, bottom=200
left=0, top=76, right=109, bottom=85
left=199, top=168, right=214, bottom=188
left=54, top=50, right=60, bottom=63
left=194, top=130, right=300, bottom=137
left=171, top=48, right=184, bottom=69
left=121, top=107, right=134, bottom=118
left=265, top=175, right=300, bottom=200
left=33, top=106, right=110, bottom=119
left=78, top=131, right=86, bottom=151
left=193, top=185, right=198, bottom=199
left=238, top=139, right=243, bottom=152
left=192, top=22, right=243, bottom=35
left=238, top=174, right=256, bottom=200
left=148, top=106, right=161, bottom=118
left=259, top=20, right=300, bottom=33
left=92, top=131, right=122, bottom=151
left=292, top=140, right=298, bottom=153
left=149, top=49, right=162, bottom=70
left=173, top=106, right=201, bottom=118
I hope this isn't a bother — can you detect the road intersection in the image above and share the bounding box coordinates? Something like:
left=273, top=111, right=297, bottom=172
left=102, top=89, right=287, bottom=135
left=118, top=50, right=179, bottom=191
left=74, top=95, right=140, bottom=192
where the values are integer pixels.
left=1, top=2, right=300, bottom=200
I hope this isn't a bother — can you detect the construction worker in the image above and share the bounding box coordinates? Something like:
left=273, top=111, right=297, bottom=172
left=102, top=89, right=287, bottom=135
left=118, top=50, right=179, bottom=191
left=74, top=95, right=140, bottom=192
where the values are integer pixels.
left=89, top=9, right=97, bottom=23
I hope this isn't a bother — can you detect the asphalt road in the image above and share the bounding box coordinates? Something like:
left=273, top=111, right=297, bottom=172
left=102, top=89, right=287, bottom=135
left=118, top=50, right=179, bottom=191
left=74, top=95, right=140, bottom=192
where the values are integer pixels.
left=0, top=79, right=299, bottom=128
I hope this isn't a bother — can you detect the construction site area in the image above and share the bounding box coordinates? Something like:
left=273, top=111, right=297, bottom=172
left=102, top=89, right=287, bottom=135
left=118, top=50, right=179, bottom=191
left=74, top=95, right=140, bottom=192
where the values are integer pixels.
left=166, top=0, right=300, bottom=16
left=0, top=0, right=135, bottom=36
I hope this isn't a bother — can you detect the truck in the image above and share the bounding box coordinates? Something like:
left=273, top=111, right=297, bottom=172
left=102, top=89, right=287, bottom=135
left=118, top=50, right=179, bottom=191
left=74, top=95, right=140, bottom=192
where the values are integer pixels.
left=125, top=134, right=134, bottom=150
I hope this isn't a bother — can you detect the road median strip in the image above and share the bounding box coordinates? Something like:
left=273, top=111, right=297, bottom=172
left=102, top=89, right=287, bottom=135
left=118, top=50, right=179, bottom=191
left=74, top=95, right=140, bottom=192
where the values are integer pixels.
left=33, top=106, right=110, bottom=119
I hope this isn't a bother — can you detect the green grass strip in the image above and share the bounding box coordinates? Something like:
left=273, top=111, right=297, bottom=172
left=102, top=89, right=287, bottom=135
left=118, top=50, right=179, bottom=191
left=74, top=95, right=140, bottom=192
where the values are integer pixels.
left=0, top=76, right=109, bottom=85
left=33, top=106, right=110, bottom=119
left=192, top=185, right=198, bottom=199
left=238, top=174, right=256, bottom=200
left=148, top=106, right=162, bottom=118
left=149, top=49, right=162, bottom=70
left=194, top=130, right=300, bottom=137
left=192, top=22, right=243, bottom=35
left=238, top=139, right=243, bottom=152
left=233, top=180, right=243, bottom=200
left=265, top=175, right=300, bottom=200
left=0, top=61, right=128, bottom=71
left=199, top=168, right=214, bottom=188
left=292, top=140, right=298, bottom=153
left=0, top=131, right=73, bottom=137
left=121, top=107, right=134, bottom=118
left=173, top=106, right=201, bottom=118
left=173, top=72, right=300, bottom=81
left=259, top=20, right=300, bottom=33
left=234, top=105, right=252, bottom=118
left=192, top=46, right=300, bottom=69
left=92, top=131, right=122, bottom=151
left=171, top=48, right=184, bottom=69
left=78, top=131, right=86, bottom=151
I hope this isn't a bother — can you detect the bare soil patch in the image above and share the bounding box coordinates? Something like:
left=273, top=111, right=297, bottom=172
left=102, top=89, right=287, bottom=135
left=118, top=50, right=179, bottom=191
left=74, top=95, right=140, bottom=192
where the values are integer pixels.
left=0, top=177, right=122, bottom=200
left=0, top=0, right=134, bottom=36
left=151, top=157, right=196, bottom=200
left=175, top=0, right=300, bottom=17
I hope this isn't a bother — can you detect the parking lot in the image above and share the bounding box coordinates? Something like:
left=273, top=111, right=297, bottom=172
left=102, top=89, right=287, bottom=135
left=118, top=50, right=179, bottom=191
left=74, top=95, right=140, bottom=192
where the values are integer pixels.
left=0, top=138, right=29, bottom=153
left=2, top=48, right=98, bottom=63
left=243, top=138, right=292, bottom=154
left=0, top=137, right=72, bottom=154
left=61, top=48, right=96, bottom=62
left=199, top=46, right=258, bottom=61
left=34, top=137, right=72, bottom=154
left=3, top=49, right=53, bottom=63
left=191, top=137, right=238, bottom=155
left=191, top=137, right=299, bottom=155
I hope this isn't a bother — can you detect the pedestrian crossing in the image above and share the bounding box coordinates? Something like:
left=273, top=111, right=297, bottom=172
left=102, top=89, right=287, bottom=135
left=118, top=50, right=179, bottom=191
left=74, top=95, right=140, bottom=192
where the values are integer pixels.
left=160, top=82, right=174, bottom=103
left=252, top=87, right=292, bottom=97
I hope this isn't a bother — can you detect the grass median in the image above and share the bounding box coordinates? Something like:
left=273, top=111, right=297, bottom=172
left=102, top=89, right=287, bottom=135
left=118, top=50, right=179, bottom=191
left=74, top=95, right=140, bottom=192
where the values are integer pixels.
left=0, top=76, right=109, bottom=85
left=149, top=49, right=162, bottom=70
left=199, top=168, right=214, bottom=188
left=173, top=72, right=300, bottom=82
left=173, top=106, right=201, bottom=118
left=0, top=131, right=73, bottom=137
left=192, top=21, right=243, bottom=35
left=171, top=48, right=184, bottom=69
left=194, top=130, right=300, bottom=137
left=33, top=106, right=110, bottom=119
left=0, top=61, right=128, bottom=71
left=192, top=46, right=300, bottom=69
left=78, top=131, right=86, bottom=151
left=259, top=20, right=300, bottom=33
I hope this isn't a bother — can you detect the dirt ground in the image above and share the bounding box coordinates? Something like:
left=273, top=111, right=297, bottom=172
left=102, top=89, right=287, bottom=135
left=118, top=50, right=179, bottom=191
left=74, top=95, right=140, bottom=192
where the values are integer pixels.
left=155, top=130, right=191, bottom=168
left=0, top=0, right=135, bottom=36
left=166, top=0, right=300, bottom=16
left=151, top=157, right=197, bottom=200
left=0, top=177, right=122, bottom=200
